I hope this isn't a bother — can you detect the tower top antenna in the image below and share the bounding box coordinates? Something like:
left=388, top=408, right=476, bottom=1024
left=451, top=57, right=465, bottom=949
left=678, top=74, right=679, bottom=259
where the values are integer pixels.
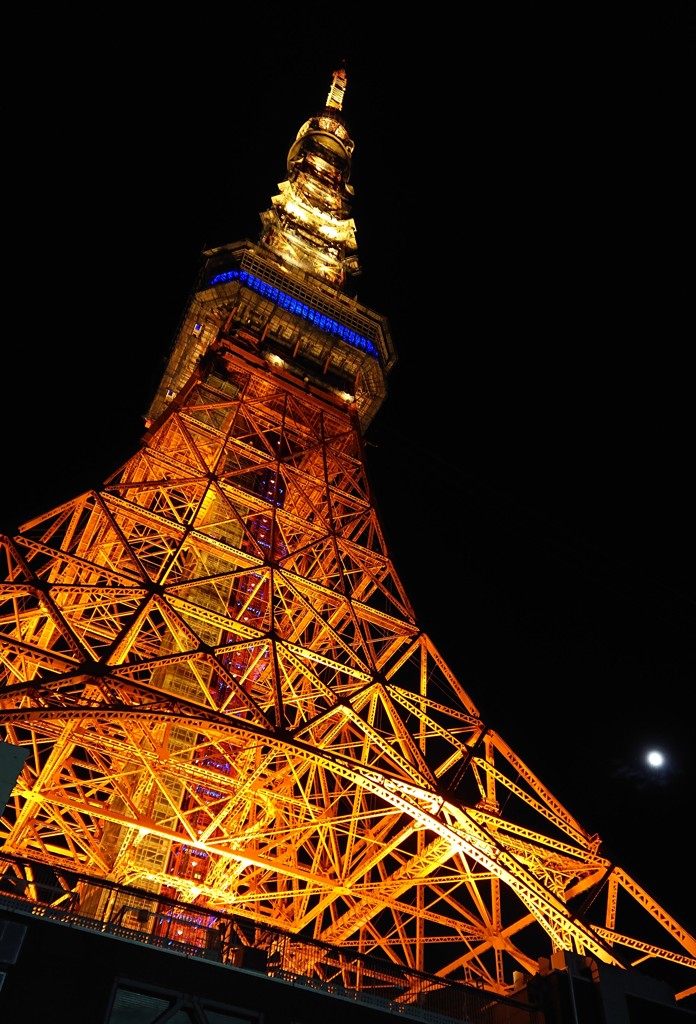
left=325, top=66, right=347, bottom=111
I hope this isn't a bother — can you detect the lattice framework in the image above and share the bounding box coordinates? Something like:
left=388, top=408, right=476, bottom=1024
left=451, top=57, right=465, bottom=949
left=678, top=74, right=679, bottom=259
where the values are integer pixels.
left=1, top=339, right=694, bottom=1000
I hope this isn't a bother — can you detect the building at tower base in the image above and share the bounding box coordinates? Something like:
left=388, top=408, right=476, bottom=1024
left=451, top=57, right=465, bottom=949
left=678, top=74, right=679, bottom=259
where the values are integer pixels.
left=1, top=860, right=693, bottom=1024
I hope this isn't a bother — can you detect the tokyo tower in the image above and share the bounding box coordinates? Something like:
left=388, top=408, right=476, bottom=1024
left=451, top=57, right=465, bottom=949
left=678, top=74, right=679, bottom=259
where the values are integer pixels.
left=1, top=67, right=694, bottom=1004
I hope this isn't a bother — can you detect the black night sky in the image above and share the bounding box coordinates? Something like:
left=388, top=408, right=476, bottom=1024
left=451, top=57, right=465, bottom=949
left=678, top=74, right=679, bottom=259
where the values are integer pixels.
left=3, top=8, right=694, bottom=947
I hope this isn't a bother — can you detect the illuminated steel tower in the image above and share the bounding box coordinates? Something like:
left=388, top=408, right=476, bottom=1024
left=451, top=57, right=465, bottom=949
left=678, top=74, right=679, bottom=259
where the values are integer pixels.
left=1, top=68, right=694, bottom=1003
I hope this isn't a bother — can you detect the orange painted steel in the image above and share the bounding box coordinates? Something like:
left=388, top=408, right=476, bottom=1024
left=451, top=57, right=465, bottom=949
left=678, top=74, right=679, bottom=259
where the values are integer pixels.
left=2, top=339, right=694, bottom=999
left=1, top=68, right=694, bottom=1004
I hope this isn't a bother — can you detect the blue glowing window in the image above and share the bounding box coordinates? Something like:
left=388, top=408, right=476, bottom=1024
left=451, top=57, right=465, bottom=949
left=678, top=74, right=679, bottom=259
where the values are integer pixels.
left=210, top=269, right=379, bottom=359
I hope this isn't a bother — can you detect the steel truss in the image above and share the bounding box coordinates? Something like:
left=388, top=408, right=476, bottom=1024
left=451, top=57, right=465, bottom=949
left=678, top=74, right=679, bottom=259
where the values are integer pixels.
left=1, top=337, right=694, bottom=1000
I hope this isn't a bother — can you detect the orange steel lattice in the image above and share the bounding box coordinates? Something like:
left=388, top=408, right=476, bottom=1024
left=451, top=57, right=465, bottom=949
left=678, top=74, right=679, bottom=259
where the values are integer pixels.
left=0, top=69, right=694, bottom=1003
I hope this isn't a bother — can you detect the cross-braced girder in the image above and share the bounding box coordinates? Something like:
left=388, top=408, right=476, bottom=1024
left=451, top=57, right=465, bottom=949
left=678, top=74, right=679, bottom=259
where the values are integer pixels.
left=1, top=340, right=694, bottom=1000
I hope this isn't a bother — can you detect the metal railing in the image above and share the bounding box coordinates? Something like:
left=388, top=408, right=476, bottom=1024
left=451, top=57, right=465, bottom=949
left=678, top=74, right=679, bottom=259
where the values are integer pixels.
left=0, top=851, right=540, bottom=1024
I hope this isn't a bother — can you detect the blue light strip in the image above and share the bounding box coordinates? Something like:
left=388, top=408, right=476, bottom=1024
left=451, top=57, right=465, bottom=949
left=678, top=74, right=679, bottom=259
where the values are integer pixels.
left=209, top=269, right=379, bottom=359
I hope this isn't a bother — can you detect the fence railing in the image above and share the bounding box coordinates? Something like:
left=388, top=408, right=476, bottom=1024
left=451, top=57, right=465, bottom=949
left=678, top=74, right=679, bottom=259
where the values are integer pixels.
left=0, top=851, right=540, bottom=1024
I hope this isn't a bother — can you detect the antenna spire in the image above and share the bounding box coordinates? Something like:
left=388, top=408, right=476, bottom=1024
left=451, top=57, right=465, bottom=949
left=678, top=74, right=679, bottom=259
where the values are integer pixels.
left=325, top=65, right=347, bottom=111
left=258, top=66, right=359, bottom=289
